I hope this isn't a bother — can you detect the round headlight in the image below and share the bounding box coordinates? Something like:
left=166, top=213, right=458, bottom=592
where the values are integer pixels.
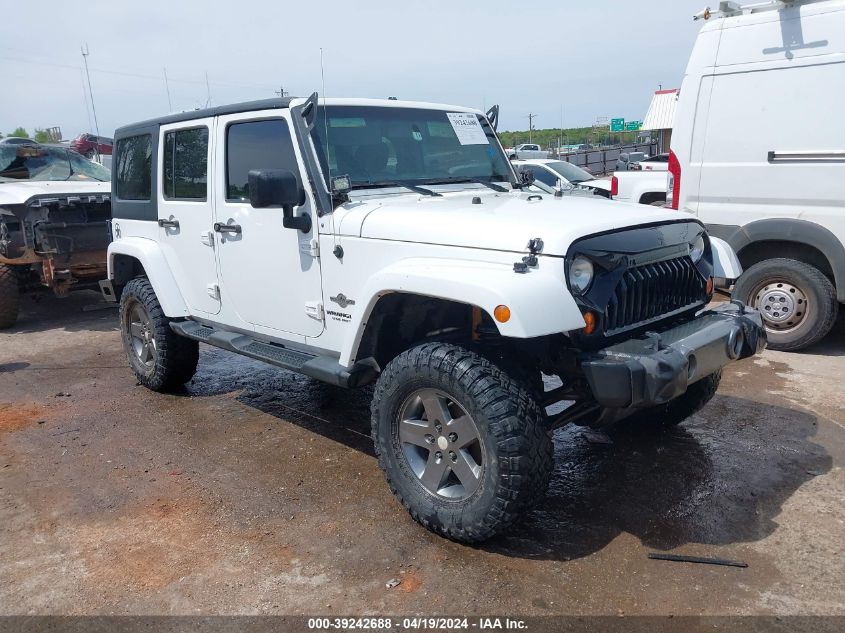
left=569, top=256, right=594, bottom=294
left=689, top=234, right=705, bottom=263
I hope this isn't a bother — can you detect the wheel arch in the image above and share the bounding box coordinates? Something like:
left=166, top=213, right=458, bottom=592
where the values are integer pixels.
left=338, top=257, right=585, bottom=367
left=707, top=219, right=845, bottom=302
left=107, top=238, right=189, bottom=317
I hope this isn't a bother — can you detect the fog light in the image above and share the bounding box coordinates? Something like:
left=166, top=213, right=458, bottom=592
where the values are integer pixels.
left=582, top=311, right=596, bottom=334
left=494, top=305, right=511, bottom=323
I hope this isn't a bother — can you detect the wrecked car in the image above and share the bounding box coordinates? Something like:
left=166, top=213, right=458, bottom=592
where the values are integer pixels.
left=0, top=143, right=111, bottom=328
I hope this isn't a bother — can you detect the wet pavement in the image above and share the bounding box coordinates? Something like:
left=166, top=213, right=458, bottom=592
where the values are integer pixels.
left=1, top=291, right=843, bottom=615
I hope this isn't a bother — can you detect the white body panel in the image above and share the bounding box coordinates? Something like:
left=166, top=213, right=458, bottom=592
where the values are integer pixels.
left=710, top=236, right=743, bottom=281
left=673, top=0, right=845, bottom=284
left=611, top=170, right=669, bottom=204
left=0, top=180, right=110, bottom=208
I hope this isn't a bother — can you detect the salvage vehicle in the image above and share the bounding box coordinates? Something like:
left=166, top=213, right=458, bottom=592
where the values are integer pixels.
left=0, top=143, right=111, bottom=328
left=671, top=0, right=845, bottom=350
left=101, top=96, right=765, bottom=542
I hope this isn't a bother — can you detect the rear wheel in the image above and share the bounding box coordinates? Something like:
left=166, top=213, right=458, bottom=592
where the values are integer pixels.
left=119, top=277, right=199, bottom=391
left=371, top=342, right=553, bottom=543
left=733, top=258, right=838, bottom=351
left=0, top=263, right=20, bottom=329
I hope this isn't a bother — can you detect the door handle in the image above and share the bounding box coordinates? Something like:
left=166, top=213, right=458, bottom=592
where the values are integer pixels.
left=158, top=218, right=180, bottom=228
left=214, top=222, right=242, bottom=234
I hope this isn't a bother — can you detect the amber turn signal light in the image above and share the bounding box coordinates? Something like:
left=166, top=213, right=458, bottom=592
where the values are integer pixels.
left=582, top=311, right=596, bottom=334
left=706, top=276, right=714, bottom=298
left=494, top=305, right=511, bottom=323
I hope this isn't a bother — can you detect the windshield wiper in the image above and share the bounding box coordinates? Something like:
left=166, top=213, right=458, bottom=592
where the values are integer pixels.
left=422, top=177, right=508, bottom=192
left=350, top=180, right=442, bottom=197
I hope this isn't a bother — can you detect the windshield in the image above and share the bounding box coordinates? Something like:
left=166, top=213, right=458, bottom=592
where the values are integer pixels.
left=0, top=145, right=111, bottom=182
left=544, top=160, right=593, bottom=184
left=310, top=106, right=512, bottom=189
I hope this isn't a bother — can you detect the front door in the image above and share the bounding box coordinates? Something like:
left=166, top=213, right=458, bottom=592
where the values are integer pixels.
left=213, top=111, right=324, bottom=338
left=157, top=118, right=220, bottom=315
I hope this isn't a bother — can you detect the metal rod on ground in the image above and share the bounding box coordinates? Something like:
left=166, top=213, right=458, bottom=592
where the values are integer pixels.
left=648, top=553, right=748, bottom=568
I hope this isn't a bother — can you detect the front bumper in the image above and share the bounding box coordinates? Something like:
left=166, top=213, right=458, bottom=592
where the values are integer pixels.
left=580, top=301, right=766, bottom=409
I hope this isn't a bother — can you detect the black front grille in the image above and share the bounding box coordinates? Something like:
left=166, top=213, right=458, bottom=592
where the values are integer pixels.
left=604, top=256, right=706, bottom=334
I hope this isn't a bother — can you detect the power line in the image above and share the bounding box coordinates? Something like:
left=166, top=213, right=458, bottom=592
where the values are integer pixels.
left=0, top=54, right=278, bottom=92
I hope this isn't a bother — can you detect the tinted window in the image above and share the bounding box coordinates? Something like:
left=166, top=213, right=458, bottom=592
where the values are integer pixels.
left=115, top=134, right=152, bottom=200
left=163, top=127, right=208, bottom=200
left=226, top=119, right=299, bottom=201
left=528, top=165, right=558, bottom=187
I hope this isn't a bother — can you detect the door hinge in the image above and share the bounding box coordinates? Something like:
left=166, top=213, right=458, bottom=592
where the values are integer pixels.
left=305, top=301, right=324, bottom=321
left=207, top=283, right=220, bottom=300
left=300, top=238, right=319, bottom=258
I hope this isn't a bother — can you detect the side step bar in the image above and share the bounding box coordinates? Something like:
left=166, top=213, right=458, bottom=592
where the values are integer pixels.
left=170, top=320, right=376, bottom=388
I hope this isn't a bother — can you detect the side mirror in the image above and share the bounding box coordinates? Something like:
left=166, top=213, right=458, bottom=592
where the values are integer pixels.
left=248, top=169, right=311, bottom=233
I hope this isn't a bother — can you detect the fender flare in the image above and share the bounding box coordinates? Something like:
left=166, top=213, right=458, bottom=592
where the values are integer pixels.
left=340, top=256, right=585, bottom=366
left=707, top=219, right=845, bottom=301
left=107, top=238, right=189, bottom=317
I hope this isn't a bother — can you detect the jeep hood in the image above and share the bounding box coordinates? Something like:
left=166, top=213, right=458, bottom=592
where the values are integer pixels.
left=0, top=181, right=111, bottom=209
left=344, top=190, right=689, bottom=256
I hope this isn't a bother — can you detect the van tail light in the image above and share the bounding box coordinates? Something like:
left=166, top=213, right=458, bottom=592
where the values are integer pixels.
left=668, top=150, right=681, bottom=210
left=610, top=175, right=619, bottom=197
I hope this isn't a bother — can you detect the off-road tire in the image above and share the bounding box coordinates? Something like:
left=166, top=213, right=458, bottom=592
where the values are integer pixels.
left=371, top=342, right=553, bottom=543
left=733, top=258, right=838, bottom=351
left=0, top=264, right=20, bottom=329
left=119, top=277, right=198, bottom=391
left=622, top=370, right=722, bottom=430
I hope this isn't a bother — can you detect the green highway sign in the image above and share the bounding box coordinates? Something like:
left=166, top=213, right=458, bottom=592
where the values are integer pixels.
left=610, top=118, right=625, bottom=132
left=626, top=120, right=642, bottom=131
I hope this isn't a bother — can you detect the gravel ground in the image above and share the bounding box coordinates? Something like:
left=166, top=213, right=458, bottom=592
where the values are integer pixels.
left=1, top=291, right=843, bottom=616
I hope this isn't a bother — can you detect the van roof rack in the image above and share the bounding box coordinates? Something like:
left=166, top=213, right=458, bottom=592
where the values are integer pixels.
left=693, top=0, right=799, bottom=20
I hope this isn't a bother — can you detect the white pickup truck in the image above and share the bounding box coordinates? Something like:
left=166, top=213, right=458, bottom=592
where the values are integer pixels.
left=610, top=169, right=669, bottom=206
left=506, top=143, right=547, bottom=160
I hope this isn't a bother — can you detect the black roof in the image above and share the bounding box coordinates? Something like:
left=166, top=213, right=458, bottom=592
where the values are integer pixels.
left=115, top=97, right=295, bottom=137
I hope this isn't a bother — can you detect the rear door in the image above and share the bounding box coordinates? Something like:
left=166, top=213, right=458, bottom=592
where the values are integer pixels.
left=157, top=118, right=221, bottom=315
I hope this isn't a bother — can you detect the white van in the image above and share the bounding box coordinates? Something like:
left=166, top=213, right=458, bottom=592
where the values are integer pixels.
left=670, top=0, right=845, bottom=351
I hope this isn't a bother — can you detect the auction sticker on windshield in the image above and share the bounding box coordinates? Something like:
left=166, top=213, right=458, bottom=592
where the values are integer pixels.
left=446, top=113, right=488, bottom=145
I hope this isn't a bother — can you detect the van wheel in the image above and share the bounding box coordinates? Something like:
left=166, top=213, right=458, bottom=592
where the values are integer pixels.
left=371, top=342, right=553, bottom=543
left=0, top=264, right=20, bottom=329
left=119, top=277, right=199, bottom=391
left=734, top=258, right=838, bottom=351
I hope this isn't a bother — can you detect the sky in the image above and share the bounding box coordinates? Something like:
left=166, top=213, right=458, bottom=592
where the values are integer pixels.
left=2, top=1, right=711, bottom=138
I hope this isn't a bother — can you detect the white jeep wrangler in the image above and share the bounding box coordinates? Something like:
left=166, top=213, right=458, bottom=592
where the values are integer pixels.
left=102, top=95, right=766, bottom=542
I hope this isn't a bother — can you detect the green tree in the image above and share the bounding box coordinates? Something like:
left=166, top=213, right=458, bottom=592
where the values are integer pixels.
left=8, top=127, right=29, bottom=138
left=33, top=129, right=52, bottom=144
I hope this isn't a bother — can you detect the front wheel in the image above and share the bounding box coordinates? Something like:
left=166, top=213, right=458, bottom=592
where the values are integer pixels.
left=371, top=343, right=553, bottom=543
left=119, top=277, right=199, bottom=391
left=0, top=263, right=20, bottom=329
left=733, top=258, right=838, bottom=351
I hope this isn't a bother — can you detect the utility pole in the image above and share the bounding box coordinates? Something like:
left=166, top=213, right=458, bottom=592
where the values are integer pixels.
left=526, top=113, right=537, bottom=143
left=163, top=67, right=173, bottom=111
left=80, top=44, right=101, bottom=143
left=274, top=85, right=289, bottom=98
